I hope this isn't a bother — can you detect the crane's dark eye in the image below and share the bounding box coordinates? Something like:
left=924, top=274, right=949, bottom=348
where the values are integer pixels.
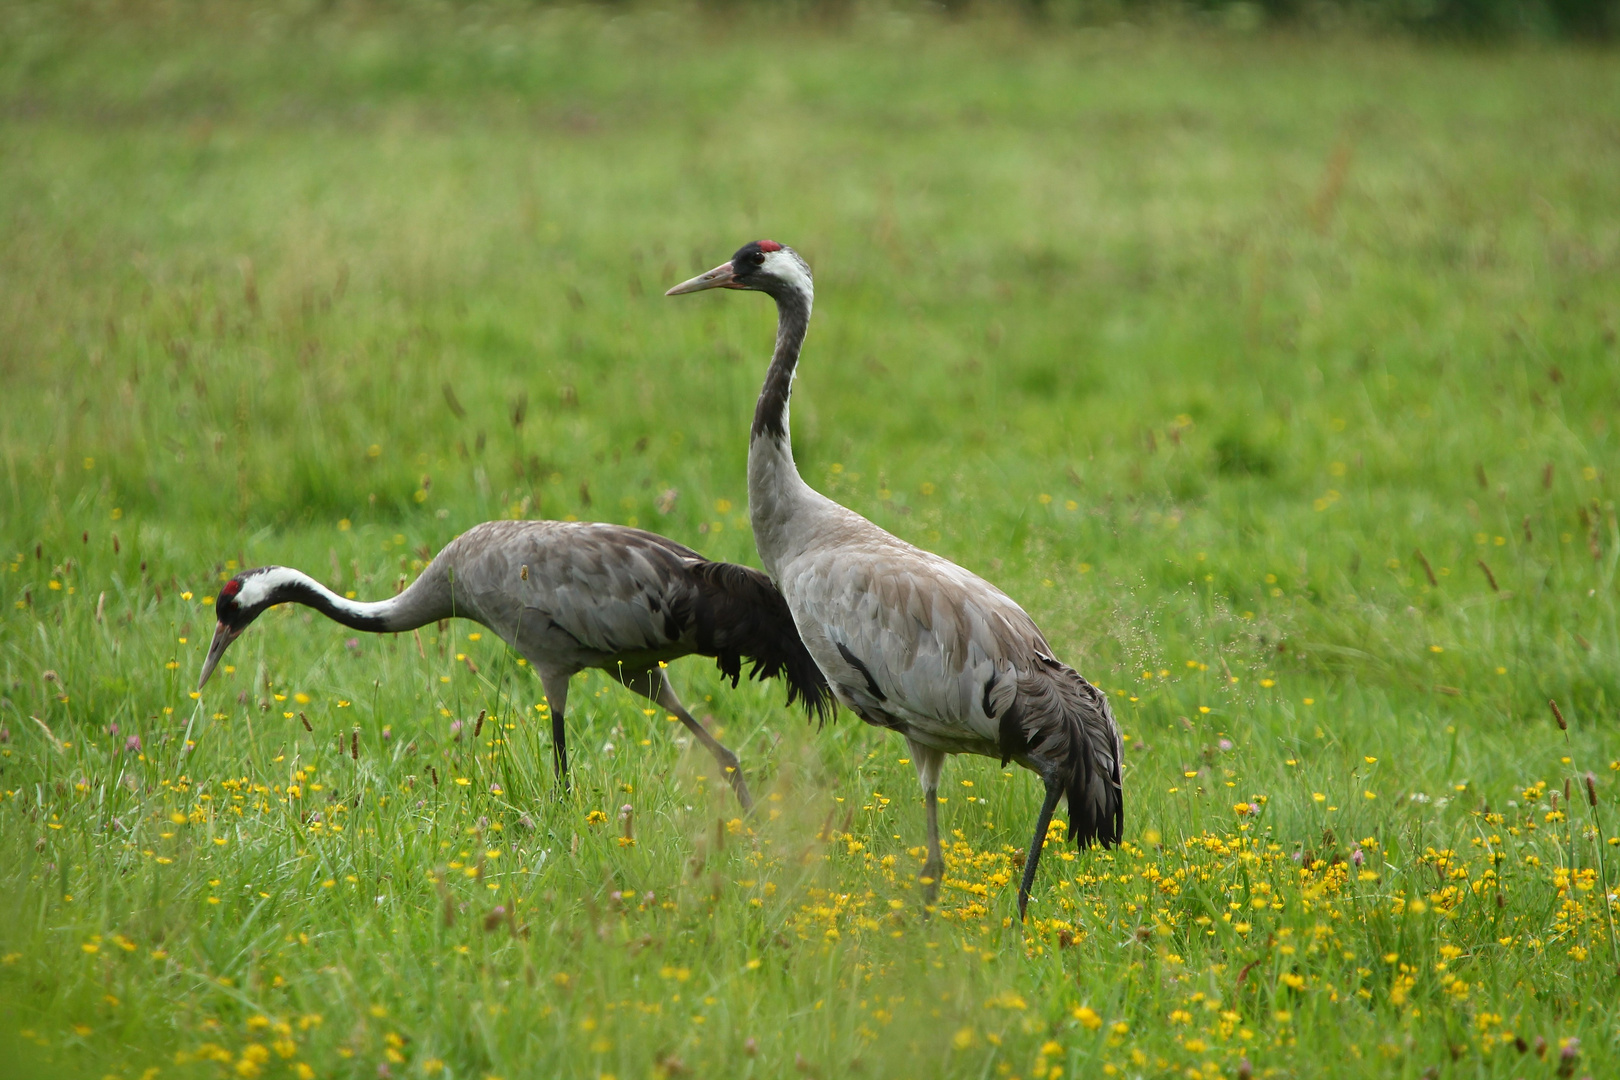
left=751, top=251, right=767, bottom=266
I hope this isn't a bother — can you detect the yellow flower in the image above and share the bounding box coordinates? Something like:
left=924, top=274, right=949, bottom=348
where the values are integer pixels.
left=1072, top=1006, right=1102, bottom=1030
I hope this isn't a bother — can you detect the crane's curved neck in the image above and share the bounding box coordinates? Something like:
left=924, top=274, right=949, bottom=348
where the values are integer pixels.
left=751, top=287, right=811, bottom=442
left=244, top=567, right=456, bottom=633
left=748, top=284, right=815, bottom=574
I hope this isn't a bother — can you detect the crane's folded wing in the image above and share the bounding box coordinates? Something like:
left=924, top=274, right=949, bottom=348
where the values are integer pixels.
left=782, top=543, right=1050, bottom=745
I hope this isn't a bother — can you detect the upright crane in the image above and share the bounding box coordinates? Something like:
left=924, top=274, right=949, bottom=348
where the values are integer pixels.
left=669, top=242, right=1122, bottom=915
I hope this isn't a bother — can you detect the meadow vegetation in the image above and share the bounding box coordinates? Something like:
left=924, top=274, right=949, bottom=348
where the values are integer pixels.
left=2, top=4, right=1619, bottom=1077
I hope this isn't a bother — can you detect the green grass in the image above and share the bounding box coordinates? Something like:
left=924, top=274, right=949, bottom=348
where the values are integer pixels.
left=3, top=4, right=1620, bottom=1078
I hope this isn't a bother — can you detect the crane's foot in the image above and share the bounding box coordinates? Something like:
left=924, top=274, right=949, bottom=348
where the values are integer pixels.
left=722, top=763, right=755, bottom=814
left=1016, top=778, right=1065, bottom=921
left=920, top=855, right=943, bottom=911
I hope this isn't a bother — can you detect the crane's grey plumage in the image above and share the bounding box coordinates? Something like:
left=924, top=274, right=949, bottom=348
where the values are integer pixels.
left=199, top=520, right=832, bottom=809
left=669, top=241, right=1123, bottom=917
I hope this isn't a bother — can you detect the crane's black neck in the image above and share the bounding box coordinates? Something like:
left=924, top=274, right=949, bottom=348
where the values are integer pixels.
left=280, top=579, right=396, bottom=633
left=751, top=286, right=812, bottom=444
left=224, top=566, right=455, bottom=635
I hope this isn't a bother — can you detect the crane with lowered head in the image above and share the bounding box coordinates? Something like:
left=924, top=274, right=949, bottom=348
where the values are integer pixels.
left=199, top=519, right=832, bottom=810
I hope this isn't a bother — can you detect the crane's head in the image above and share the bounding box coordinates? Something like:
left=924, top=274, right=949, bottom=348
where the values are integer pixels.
left=198, top=567, right=302, bottom=689
left=665, top=241, right=813, bottom=303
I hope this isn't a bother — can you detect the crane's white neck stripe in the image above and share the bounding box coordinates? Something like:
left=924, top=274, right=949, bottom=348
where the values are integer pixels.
left=239, top=566, right=373, bottom=622
left=237, top=566, right=310, bottom=608
left=763, top=249, right=814, bottom=307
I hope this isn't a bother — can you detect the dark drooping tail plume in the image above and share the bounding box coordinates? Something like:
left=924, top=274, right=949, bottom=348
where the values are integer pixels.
left=998, top=654, right=1123, bottom=918
left=1002, top=655, right=1124, bottom=848
left=685, top=560, right=834, bottom=725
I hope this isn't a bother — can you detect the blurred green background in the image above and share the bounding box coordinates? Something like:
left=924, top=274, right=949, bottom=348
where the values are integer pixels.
left=2, top=3, right=1619, bottom=1079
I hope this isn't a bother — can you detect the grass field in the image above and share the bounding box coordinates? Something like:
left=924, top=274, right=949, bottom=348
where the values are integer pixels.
left=3, top=4, right=1620, bottom=1078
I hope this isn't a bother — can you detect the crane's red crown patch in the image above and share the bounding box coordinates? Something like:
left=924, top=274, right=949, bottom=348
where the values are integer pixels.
left=221, top=579, right=241, bottom=598
left=758, top=240, right=782, bottom=252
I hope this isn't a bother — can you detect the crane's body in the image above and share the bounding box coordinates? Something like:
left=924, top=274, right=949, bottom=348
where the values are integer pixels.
left=201, top=519, right=830, bottom=809
left=670, top=242, right=1122, bottom=916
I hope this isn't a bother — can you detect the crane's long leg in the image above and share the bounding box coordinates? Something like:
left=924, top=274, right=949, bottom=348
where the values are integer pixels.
left=1017, top=777, right=1065, bottom=921
left=616, top=666, right=754, bottom=812
left=908, top=741, right=946, bottom=908
left=538, top=670, right=572, bottom=792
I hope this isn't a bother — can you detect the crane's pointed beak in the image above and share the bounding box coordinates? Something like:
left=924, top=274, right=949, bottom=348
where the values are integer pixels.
left=666, top=261, right=737, bottom=296
left=198, top=622, right=242, bottom=690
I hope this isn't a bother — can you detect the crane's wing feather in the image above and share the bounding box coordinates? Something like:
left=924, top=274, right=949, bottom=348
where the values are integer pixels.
left=782, top=540, right=1043, bottom=745
left=441, top=521, right=705, bottom=657
left=431, top=521, right=830, bottom=717
left=781, top=534, right=1121, bottom=844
